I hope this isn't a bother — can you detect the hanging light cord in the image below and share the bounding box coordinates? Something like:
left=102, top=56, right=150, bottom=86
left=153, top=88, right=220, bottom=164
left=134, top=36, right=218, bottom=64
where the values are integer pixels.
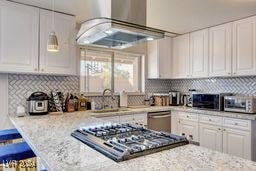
left=51, top=0, right=55, bottom=31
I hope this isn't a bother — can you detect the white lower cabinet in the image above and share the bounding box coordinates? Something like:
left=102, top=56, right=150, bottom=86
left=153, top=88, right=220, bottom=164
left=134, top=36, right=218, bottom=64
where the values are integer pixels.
left=178, top=120, right=199, bottom=142
left=172, top=111, right=254, bottom=160
left=97, top=113, right=147, bottom=127
left=199, top=114, right=252, bottom=160
left=120, top=113, right=147, bottom=127
left=199, top=123, right=222, bottom=152
left=171, top=111, right=179, bottom=135
left=223, top=127, right=251, bottom=160
left=99, top=116, right=119, bottom=123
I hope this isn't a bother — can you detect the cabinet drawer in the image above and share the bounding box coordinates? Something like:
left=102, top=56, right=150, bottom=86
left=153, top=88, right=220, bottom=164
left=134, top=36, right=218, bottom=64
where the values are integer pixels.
left=200, top=115, right=223, bottom=126
left=179, top=112, right=199, bottom=121
left=100, top=116, right=119, bottom=123
left=223, top=118, right=251, bottom=130
left=134, top=113, right=147, bottom=126
left=119, top=114, right=134, bottom=124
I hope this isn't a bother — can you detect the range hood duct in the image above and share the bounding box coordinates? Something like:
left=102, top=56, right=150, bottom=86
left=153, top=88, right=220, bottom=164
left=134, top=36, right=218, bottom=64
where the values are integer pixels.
left=77, top=0, right=178, bottom=49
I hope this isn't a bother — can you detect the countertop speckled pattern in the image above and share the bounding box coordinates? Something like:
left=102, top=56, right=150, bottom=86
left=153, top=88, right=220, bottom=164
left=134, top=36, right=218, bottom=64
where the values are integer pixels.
left=10, top=109, right=256, bottom=171
left=90, top=106, right=256, bottom=120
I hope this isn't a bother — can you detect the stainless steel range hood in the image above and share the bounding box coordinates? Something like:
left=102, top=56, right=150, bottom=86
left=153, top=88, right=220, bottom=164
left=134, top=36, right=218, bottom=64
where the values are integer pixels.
left=77, top=0, right=178, bottom=49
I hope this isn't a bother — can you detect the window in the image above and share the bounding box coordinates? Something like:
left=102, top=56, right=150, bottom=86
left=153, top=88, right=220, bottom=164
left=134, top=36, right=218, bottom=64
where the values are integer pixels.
left=80, top=49, right=143, bottom=93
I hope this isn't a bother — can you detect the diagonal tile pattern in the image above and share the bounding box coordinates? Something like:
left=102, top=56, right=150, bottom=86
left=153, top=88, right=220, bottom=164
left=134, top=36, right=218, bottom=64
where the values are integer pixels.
left=8, top=74, right=256, bottom=114
left=146, top=76, right=256, bottom=95
left=8, top=74, right=79, bottom=114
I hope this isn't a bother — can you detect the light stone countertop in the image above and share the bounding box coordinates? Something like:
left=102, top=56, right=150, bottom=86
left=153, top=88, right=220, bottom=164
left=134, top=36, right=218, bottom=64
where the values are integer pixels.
left=90, top=106, right=256, bottom=120
left=9, top=109, right=256, bottom=171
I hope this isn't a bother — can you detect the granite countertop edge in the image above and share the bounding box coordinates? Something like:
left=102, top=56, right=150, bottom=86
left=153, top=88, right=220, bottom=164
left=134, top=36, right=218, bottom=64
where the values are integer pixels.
left=90, top=106, right=256, bottom=120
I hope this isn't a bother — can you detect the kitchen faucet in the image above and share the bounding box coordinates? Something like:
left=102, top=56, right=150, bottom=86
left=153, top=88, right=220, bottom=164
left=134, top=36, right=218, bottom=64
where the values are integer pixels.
left=102, top=89, right=115, bottom=109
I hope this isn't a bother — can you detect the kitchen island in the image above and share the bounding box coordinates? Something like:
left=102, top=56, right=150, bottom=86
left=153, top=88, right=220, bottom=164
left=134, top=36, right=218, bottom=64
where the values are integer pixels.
left=10, top=110, right=256, bottom=171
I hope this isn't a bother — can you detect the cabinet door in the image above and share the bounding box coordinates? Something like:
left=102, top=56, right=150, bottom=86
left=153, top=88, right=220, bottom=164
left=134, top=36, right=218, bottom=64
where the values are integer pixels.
left=233, top=16, right=256, bottom=76
left=209, top=23, right=232, bottom=77
left=0, top=1, right=39, bottom=73
left=147, top=37, right=172, bottom=79
left=190, top=29, right=209, bottom=78
left=172, top=34, right=190, bottom=78
left=171, top=111, right=179, bottom=135
left=100, top=116, right=119, bottom=123
left=223, top=128, right=251, bottom=160
left=120, top=114, right=135, bottom=124
left=133, top=113, right=147, bottom=127
left=199, top=123, right=222, bottom=152
left=178, top=120, right=199, bottom=142
left=39, top=9, right=76, bottom=75
left=158, top=37, right=172, bottom=78
left=147, top=40, right=159, bottom=78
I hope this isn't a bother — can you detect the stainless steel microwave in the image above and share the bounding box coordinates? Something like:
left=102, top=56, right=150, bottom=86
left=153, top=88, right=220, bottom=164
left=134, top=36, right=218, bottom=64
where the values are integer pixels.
left=224, top=96, right=256, bottom=113
left=192, top=93, right=232, bottom=111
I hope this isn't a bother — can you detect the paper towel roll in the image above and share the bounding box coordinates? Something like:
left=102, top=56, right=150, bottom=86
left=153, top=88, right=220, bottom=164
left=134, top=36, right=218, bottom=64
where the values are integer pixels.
left=120, top=91, right=128, bottom=107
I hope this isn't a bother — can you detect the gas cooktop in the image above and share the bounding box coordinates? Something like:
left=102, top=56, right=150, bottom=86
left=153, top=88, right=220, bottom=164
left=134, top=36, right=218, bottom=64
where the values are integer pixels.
left=71, top=123, right=189, bottom=162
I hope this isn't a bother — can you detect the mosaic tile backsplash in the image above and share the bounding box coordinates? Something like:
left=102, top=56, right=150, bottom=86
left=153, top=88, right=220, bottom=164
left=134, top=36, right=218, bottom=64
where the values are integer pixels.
left=8, top=74, right=79, bottom=114
left=146, top=76, right=256, bottom=95
left=8, top=74, right=256, bottom=114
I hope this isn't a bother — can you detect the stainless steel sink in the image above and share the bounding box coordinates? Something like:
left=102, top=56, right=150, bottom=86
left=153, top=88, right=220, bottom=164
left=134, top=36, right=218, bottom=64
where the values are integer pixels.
left=91, top=108, right=130, bottom=113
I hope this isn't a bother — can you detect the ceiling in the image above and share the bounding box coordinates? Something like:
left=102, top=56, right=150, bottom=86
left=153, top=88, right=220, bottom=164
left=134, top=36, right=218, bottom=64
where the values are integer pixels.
left=10, top=0, right=256, bottom=34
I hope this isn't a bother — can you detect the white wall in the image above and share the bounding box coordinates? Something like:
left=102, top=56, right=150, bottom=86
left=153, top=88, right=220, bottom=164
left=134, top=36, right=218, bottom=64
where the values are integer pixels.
left=0, top=74, right=12, bottom=129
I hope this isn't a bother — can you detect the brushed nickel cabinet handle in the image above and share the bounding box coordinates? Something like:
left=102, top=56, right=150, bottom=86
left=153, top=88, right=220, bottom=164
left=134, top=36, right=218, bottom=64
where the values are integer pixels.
left=34, top=68, right=37, bottom=71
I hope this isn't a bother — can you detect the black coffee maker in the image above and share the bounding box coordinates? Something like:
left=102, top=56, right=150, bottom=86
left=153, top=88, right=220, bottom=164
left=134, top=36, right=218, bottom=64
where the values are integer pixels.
left=169, top=91, right=181, bottom=106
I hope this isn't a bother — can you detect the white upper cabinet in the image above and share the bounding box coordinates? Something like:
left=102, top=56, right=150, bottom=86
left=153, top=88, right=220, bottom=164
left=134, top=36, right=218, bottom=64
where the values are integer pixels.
left=147, top=37, right=172, bottom=79
left=209, top=23, right=232, bottom=77
left=0, top=1, right=39, bottom=73
left=39, top=9, right=76, bottom=75
left=233, top=16, right=256, bottom=76
left=190, top=29, right=209, bottom=78
left=172, top=34, right=190, bottom=78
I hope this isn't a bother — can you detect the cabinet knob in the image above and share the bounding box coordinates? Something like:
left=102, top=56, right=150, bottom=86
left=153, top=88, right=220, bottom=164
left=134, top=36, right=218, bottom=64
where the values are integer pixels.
left=41, top=69, right=44, bottom=72
left=227, top=72, right=231, bottom=75
left=223, top=129, right=226, bottom=131
left=218, top=128, right=221, bottom=131
left=186, top=115, right=189, bottom=118
left=209, top=119, right=212, bottom=121
left=188, top=135, right=193, bottom=140
left=234, top=123, right=238, bottom=125
left=181, top=133, right=185, bottom=136
left=233, top=72, right=236, bottom=75
left=159, top=74, right=162, bottom=78
left=34, top=68, right=37, bottom=71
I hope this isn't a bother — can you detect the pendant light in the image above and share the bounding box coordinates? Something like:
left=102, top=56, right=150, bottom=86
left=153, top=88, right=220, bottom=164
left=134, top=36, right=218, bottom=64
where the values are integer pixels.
left=47, top=0, right=59, bottom=52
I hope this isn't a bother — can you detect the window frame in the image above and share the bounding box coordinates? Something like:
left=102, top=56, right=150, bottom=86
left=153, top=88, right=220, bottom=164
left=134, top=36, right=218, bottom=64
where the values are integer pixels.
left=80, top=47, right=145, bottom=94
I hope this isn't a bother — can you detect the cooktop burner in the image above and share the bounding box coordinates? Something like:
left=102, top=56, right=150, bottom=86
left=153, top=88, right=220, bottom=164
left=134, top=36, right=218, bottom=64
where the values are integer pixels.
left=71, top=123, right=189, bottom=162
